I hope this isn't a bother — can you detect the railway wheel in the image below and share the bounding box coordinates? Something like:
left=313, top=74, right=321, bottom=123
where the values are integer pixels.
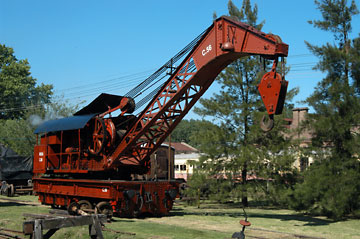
left=95, top=201, right=113, bottom=220
left=67, top=201, right=80, bottom=215
left=0, top=182, right=6, bottom=195
left=7, top=184, right=14, bottom=197
left=1, top=187, right=6, bottom=196
left=78, top=200, right=92, bottom=211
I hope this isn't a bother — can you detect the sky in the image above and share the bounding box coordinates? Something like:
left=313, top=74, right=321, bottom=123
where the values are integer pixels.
left=1, top=0, right=360, bottom=119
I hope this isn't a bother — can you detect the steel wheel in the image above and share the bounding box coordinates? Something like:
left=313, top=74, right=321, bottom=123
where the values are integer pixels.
left=88, top=117, right=107, bottom=155
left=78, top=200, right=92, bottom=211
left=67, top=201, right=80, bottom=215
left=8, top=184, right=14, bottom=197
left=0, top=181, right=6, bottom=195
left=95, top=201, right=113, bottom=219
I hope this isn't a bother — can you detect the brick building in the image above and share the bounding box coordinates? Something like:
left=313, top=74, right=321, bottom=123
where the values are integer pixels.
left=284, top=107, right=315, bottom=170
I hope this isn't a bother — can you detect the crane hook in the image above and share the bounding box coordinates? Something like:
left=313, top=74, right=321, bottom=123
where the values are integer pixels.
left=260, top=114, right=274, bottom=132
left=232, top=206, right=251, bottom=239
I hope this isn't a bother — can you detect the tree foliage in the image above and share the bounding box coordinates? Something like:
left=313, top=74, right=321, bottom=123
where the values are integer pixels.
left=169, top=119, right=205, bottom=148
left=290, top=0, right=360, bottom=219
left=0, top=97, right=79, bottom=156
left=0, top=44, right=53, bottom=120
left=186, top=0, right=298, bottom=206
left=0, top=44, right=78, bottom=155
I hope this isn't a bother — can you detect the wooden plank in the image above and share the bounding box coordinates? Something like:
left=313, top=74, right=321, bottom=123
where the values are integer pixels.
left=48, top=209, right=69, bottom=215
left=23, top=213, right=57, bottom=219
left=91, top=215, right=104, bottom=239
left=41, top=216, right=92, bottom=229
left=0, top=231, right=26, bottom=239
left=40, top=215, right=107, bottom=230
left=15, top=188, right=33, bottom=192
left=0, top=228, right=24, bottom=234
left=23, top=213, right=107, bottom=239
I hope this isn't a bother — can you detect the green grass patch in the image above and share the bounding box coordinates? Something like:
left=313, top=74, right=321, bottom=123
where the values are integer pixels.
left=0, top=195, right=359, bottom=239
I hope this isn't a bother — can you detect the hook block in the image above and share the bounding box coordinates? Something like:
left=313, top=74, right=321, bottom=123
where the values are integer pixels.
left=258, top=71, right=288, bottom=116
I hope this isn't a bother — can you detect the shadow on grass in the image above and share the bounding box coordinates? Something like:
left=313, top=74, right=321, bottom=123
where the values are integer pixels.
left=177, top=200, right=284, bottom=210
left=171, top=203, right=333, bottom=227
left=0, top=201, right=38, bottom=207
left=111, top=218, right=136, bottom=223
left=249, top=212, right=332, bottom=226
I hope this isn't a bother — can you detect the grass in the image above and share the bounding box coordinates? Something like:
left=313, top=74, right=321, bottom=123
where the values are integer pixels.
left=0, top=195, right=359, bottom=239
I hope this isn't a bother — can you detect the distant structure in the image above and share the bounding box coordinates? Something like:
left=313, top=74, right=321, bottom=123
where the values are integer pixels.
left=148, top=144, right=175, bottom=180
left=284, top=107, right=312, bottom=145
left=163, top=142, right=200, bottom=181
left=284, top=107, right=314, bottom=171
left=164, top=108, right=314, bottom=179
left=0, top=144, right=33, bottom=196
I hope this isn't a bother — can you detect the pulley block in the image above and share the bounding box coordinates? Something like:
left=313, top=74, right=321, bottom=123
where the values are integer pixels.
left=257, top=70, right=288, bottom=116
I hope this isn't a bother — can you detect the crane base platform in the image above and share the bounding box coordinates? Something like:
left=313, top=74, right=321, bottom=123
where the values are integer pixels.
left=33, top=177, right=180, bottom=218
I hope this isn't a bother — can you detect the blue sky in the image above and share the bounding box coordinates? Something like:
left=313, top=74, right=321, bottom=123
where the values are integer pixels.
left=1, top=0, right=360, bottom=118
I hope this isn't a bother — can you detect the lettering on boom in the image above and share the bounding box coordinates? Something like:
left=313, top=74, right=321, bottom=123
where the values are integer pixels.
left=202, top=44, right=212, bottom=56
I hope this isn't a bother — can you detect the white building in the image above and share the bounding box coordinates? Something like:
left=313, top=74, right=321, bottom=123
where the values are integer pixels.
left=164, top=142, right=200, bottom=181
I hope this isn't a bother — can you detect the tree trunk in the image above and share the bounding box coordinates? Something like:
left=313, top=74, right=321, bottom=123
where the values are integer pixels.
left=241, top=163, right=248, bottom=207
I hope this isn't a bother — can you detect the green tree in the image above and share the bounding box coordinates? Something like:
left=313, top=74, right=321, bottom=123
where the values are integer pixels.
left=0, top=44, right=79, bottom=156
left=0, top=44, right=53, bottom=120
left=169, top=119, right=207, bottom=148
left=190, top=0, right=297, bottom=206
left=290, top=0, right=360, bottom=219
left=0, top=98, right=79, bottom=156
left=0, top=119, right=36, bottom=156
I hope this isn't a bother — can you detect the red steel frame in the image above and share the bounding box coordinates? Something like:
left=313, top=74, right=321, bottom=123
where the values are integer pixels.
left=34, top=178, right=179, bottom=217
left=107, top=16, right=288, bottom=169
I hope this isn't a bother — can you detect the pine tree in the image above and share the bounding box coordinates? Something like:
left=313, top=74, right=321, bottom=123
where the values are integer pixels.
left=290, top=0, right=360, bottom=219
left=191, top=0, right=297, bottom=206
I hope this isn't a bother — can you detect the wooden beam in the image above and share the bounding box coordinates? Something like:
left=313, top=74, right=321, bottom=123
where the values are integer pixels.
left=23, top=213, right=107, bottom=238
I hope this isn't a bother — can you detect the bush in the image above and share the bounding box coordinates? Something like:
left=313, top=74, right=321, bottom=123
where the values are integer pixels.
left=288, top=158, right=360, bottom=220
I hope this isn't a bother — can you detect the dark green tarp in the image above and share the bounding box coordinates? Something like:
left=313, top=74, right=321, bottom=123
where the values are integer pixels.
left=0, top=144, right=32, bottom=182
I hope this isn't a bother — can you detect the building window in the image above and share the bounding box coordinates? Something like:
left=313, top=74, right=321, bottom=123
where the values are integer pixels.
left=180, top=165, right=187, bottom=171
left=175, top=165, right=179, bottom=171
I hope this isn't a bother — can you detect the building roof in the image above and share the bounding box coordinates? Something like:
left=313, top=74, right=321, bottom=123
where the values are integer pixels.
left=292, top=107, right=309, bottom=112
left=175, top=153, right=201, bottom=160
left=163, top=142, right=198, bottom=154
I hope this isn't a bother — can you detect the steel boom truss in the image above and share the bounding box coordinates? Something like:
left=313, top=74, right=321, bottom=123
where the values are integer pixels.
left=106, top=16, right=288, bottom=170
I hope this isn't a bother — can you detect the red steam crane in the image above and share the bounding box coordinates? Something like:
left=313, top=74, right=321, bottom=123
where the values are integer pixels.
left=33, top=16, right=288, bottom=217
